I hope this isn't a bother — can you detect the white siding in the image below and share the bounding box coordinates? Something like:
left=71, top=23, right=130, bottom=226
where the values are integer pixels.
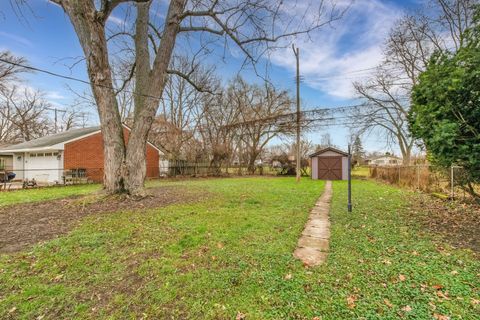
left=311, top=157, right=318, bottom=180
left=342, top=156, right=348, bottom=180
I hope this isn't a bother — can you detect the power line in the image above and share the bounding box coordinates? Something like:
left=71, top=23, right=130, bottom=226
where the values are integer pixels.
left=0, top=57, right=177, bottom=103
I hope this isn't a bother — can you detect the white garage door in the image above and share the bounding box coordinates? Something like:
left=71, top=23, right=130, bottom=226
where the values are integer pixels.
left=25, top=152, right=62, bottom=183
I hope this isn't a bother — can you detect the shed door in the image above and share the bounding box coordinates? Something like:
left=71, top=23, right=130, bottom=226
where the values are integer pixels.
left=317, top=156, right=342, bottom=180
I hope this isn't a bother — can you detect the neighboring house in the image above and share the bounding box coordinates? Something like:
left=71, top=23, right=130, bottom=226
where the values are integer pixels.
left=0, top=125, right=166, bottom=183
left=309, top=147, right=349, bottom=181
left=0, top=144, right=13, bottom=170
left=366, top=155, right=402, bottom=166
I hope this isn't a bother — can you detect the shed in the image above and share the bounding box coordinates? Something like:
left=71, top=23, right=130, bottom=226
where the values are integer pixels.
left=309, top=147, right=349, bottom=180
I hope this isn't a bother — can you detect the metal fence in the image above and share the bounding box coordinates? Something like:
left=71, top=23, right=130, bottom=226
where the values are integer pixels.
left=369, top=165, right=471, bottom=200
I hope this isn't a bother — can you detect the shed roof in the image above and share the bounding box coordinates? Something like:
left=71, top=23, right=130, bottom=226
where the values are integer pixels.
left=309, top=147, right=349, bottom=158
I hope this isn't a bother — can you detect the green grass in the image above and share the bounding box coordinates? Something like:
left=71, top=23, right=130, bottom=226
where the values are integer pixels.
left=352, top=166, right=370, bottom=178
left=0, top=184, right=101, bottom=207
left=0, top=178, right=478, bottom=319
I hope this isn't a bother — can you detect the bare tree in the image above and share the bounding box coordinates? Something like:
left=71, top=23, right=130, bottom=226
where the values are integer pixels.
left=199, top=90, right=241, bottom=174
left=352, top=0, right=476, bottom=165
left=151, top=56, right=217, bottom=161
left=0, top=86, right=52, bottom=142
left=230, top=78, right=292, bottom=173
left=48, top=0, right=346, bottom=196
left=0, top=51, right=27, bottom=92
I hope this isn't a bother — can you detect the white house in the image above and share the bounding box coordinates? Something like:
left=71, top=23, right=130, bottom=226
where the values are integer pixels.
left=366, top=155, right=402, bottom=166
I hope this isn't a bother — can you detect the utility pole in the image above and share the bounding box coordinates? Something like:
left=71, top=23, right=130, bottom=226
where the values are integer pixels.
left=46, top=107, right=66, bottom=133
left=292, top=44, right=301, bottom=183
left=348, top=144, right=352, bottom=212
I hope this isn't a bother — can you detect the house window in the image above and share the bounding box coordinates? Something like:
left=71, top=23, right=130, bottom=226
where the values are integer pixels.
left=0, top=159, right=4, bottom=169
left=30, top=153, right=37, bottom=157
left=36, top=153, right=44, bottom=157
left=44, top=152, right=53, bottom=156
left=389, top=160, right=397, bottom=164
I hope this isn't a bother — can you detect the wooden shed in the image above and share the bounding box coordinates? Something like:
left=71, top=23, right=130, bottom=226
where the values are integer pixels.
left=309, top=147, right=349, bottom=180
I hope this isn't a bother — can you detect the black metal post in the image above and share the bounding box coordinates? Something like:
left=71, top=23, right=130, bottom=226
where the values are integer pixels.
left=348, top=144, right=352, bottom=212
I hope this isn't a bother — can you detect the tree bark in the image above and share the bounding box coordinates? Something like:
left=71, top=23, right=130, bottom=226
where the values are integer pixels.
left=124, top=0, right=185, bottom=196
left=57, top=1, right=126, bottom=194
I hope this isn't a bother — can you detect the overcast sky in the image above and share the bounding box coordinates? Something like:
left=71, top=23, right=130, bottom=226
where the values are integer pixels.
left=0, top=0, right=424, bottom=154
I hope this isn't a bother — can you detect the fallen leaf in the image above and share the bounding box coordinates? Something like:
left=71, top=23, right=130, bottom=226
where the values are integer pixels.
left=284, top=273, right=292, bottom=280
left=398, top=274, right=406, bottom=282
left=216, top=242, right=224, bottom=249
left=384, top=299, right=393, bottom=308
left=402, top=305, right=412, bottom=312
left=382, top=259, right=392, bottom=265
left=450, top=270, right=458, bottom=275
left=470, top=298, right=480, bottom=305
left=312, top=317, right=321, bottom=320
left=236, top=311, right=246, bottom=320
left=436, top=291, right=450, bottom=300
left=432, top=284, right=444, bottom=290
left=211, top=256, right=216, bottom=261
left=8, top=307, right=17, bottom=313
left=433, top=313, right=450, bottom=320
left=347, top=295, right=357, bottom=309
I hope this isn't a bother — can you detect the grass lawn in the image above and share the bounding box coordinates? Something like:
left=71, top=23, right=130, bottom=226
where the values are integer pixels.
left=0, top=184, right=101, bottom=207
left=1, top=177, right=479, bottom=319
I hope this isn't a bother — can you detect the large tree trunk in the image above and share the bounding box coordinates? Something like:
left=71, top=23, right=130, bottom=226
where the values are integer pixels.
left=59, top=1, right=126, bottom=194
left=124, top=0, right=185, bottom=196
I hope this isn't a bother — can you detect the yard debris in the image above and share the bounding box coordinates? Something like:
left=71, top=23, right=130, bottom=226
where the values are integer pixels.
left=236, top=311, right=246, bottom=320
left=346, top=295, right=357, bottom=309
left=398, top=274, right=406, bottom=282
left=284, top=273, right=292, bottom=280
left=411, top=195, right=480, bottom=255
left=433, top=313, right=450, bottom=320
left=383, top=299, right=393, bottom=308
left=401, top=305, right=412, bottom=312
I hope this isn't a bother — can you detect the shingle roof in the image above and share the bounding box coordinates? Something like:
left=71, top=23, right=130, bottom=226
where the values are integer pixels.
left=0, top=127, right=100, bottom=152
left=309, top=147, right=349, bottom=158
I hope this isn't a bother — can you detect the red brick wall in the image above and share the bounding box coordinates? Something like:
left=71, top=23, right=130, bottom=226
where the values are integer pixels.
left=64, top=128, right=160, bottom=182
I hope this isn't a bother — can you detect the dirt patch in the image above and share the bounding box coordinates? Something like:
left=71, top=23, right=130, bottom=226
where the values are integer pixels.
left=0, top=186, right=203, bottom=254
left=411, top=194, right=480, bottom=256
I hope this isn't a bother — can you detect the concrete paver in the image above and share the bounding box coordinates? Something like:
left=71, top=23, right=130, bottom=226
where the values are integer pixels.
left=293, top=180, right=332, bottom=266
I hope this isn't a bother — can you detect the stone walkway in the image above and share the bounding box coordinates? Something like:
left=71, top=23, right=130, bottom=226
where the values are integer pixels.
left=293, top=180, right=332, bottom=266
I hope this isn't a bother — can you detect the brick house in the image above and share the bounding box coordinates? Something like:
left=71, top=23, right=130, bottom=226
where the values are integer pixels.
left=0, top=125, right=165, bottom=183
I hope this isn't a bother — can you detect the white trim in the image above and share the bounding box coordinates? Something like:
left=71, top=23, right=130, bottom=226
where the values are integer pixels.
left=122, top=124, right=164, bottom=155
left=0, top=124, right=165, bottom=155
left=0, top=147, right=63, bottom=153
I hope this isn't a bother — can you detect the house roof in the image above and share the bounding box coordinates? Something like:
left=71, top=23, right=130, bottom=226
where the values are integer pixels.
left=0, top=127, right=101, bottom=152
left=0, top=125, right=166, bottom=154
left=309, top=147, right=349, bottom=158
left=367, top=155, right=401, bottom=161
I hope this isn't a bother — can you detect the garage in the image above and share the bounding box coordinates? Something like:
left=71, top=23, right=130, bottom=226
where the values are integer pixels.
left=24, top=152, right=62, bottom=183
left=309, top=147, right=349, bottom=181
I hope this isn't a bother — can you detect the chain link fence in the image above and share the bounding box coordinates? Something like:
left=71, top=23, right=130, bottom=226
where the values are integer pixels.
left=369, top=165, right=471, bottom=200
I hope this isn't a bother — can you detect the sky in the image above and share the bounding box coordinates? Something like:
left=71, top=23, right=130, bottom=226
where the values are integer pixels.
left=0, top=0, right=424, bottom=154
